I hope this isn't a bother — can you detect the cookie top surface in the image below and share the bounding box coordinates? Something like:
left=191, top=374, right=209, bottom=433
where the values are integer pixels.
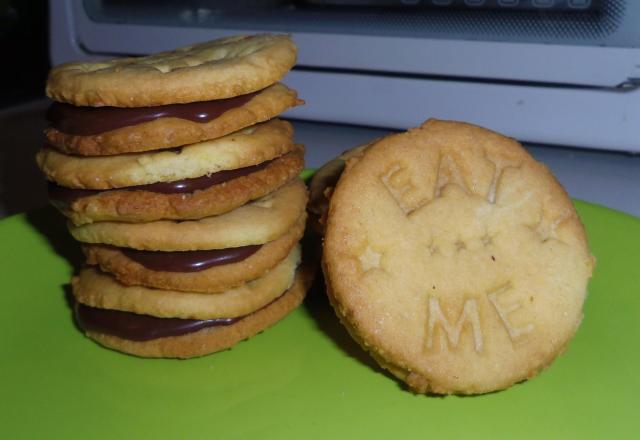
left=69, top=178, right=308, bottom=251
left=323, top=119, right=594, bottom=394
left=37, top=119, right=293, bottom=189
left=47, top=34, right=297, bottom=107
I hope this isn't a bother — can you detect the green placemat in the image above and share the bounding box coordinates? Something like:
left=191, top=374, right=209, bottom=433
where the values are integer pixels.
left=1, top=200, right=638, bottom=439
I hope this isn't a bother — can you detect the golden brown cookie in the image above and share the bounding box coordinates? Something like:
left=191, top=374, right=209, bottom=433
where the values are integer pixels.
left=323, top=119, right=594, bottom=395
left=47, top=34, right=297, bottom=107
left=73, top=245, right=300, bottom=319
left=46, top=83, right=302, bottom=156
left=69, top=179, right=308, bottom=251
left=84, top=212, right=305, bottom=293
left=55, top=145, right=304, bottom=225
left=79, top=264, right=314, bottom=359
left=308, top=142, right=371, bottom=234
left=37, top=119, right=293, bottom=190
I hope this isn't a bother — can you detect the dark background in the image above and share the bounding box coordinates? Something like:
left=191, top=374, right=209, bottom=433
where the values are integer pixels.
left=0, top=1, right=49, bottom=217
left=0, top=0, right=48, bottom=107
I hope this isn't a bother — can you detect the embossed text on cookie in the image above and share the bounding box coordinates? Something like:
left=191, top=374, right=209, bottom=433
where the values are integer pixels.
left=380, top=162, right=429, bottom=216
left=425, top=296, right=484, bottom=353
left=425, top=287, right=535, bottom=354
left=486, top=284, right=535, bottom=341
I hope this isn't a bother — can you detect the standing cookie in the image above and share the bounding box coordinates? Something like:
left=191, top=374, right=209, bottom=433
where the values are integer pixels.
left=322, top=119, right=594, bottom=394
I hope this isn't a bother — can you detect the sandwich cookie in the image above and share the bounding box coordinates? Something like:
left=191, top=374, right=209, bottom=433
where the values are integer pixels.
left=48, top=144, right=304, bottom=225
left=37, top=119, right=293, bottom=190
left=322, top=119, right=594, bottom=394
left=46, top=83, right=302, bottom=156
left=83, top=212, right=306, bottom=293
left=74, top=264, right=315, bottom=359
left=38, top=119, right=299, bottom=225
left=68, top=178, right=307, bottom=251
left=73, top=246, right=300, bottom=319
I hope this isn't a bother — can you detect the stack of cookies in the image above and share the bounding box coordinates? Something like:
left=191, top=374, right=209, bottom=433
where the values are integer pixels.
left=37, top=34, right=313, bottom=358
left=315, top=119, right=594, bottom=394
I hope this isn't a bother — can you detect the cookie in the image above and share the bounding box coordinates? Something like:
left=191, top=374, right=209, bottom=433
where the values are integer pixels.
left=76, top=264, right=314, bottom=358
left=323, top=119, right=594, bottom=395
left=51, top=145, right=304, bottom=225
left=37, top=119, right=293, bottom=190
left=84, top=212, right=305, bottom=293
left=47, top=34, right=297, bottom=107
left=45, top=83, right=302, bottom=156
left=69, top=178, right=307, bottom=251
left=73, top=245, right=300, bottom=319
left=308, top=142, right=371, bottom=234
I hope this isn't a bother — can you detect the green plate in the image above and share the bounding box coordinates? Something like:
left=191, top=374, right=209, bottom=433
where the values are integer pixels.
left=1, top=201, right=639, bottom=439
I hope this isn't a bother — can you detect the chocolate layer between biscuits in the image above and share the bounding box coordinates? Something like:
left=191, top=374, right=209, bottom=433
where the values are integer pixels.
left=121, top=245, right=261, bottom=272
left=74, top=285, right=288, bottom=342
left=75, top=302, right=240, bottom=341
left=48, top=158, right=273, bottom=205
left=48, top=90, right=260, bottom=136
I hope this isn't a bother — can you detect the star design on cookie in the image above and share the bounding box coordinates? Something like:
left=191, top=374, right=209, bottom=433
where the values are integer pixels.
left=358, top=245, right=382, bottom=273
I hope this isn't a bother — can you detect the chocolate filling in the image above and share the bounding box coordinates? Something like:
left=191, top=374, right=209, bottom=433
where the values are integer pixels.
left=74, top=284, right=288, bottom=342
left=47, top=90, right=259, bottom=136
left=75, top=302, right=240, bottom=341
left=48, top=159, right=272, bottom=205
left=121, top=245, right=261, bottom=272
